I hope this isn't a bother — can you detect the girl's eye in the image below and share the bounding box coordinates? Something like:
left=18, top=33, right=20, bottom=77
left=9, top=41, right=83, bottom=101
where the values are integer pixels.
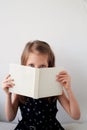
left=28, top=64, right=34, bottom=67
left=40, top=65, right=46, bottom=68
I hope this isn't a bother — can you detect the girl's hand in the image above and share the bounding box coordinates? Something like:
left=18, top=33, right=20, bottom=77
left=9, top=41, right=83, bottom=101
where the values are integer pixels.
left=56, top=71, right=71, bottom=90
left=2, top=74, right=15, bottom=95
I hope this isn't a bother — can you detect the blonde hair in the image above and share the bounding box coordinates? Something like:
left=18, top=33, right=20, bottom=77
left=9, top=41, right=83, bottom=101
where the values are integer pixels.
left=21, top=40, right=55, bottom=67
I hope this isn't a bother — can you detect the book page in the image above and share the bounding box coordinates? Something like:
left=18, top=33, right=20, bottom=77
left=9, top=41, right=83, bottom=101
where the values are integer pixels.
left=9, top=64, right=36, bottom=98
left=38, top=67, right=64, bottom=98
left=9, top=64, right=64, bottom=99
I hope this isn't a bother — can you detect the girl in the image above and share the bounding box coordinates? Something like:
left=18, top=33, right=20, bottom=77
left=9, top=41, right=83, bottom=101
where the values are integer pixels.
left=2, top=40, right=80, bottom=130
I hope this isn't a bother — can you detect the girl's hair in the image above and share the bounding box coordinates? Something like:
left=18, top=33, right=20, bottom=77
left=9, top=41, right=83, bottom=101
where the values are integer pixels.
left=18, top=40, right=56, bottom=103
left=21, top=40, right=55, bottom=67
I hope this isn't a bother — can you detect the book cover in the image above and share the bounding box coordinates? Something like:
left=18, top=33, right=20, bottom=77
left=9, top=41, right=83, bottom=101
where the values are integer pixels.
left=9, top=64, right=64, bottom=99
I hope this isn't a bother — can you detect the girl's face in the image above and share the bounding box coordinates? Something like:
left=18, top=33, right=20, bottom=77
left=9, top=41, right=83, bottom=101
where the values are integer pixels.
left=26, top=52, right=48, bottom=68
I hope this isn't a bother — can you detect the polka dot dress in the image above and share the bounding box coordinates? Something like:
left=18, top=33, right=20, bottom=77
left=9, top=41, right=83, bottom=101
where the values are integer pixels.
left=14, top=96, right=65, bottom=130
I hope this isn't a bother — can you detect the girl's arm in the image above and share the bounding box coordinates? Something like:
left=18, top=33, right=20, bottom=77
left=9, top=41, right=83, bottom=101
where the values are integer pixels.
left=2, top=75, right=19, bottom=121
left=5, top=93, right=19, bottom=121
left=56, top=71, right=81, bottom=120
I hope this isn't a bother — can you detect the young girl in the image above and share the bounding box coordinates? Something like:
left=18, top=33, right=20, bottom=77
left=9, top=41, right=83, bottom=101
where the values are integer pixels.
left=2, top=40, right=80, bottom=130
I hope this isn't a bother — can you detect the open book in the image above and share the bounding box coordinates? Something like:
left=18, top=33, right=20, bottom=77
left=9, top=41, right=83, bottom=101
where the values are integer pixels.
left=9, top=64, right=64, bottom=99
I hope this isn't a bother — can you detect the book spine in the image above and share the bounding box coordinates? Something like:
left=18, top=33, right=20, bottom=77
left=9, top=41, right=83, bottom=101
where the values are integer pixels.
left=34, top=69, right=40, bottom=99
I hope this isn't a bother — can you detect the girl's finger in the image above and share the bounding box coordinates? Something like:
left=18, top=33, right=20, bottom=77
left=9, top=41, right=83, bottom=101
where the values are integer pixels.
left=3, top=79, right=14, bottom=84
left=5, top=74, right=11, bottom=79
left=58, top=71, right=67, bottom=75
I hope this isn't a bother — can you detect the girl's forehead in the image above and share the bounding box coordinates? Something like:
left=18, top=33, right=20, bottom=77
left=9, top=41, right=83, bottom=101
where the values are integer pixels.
left=28, top=51, right=48, bottom=58
left=26, top=52, right=48, bottom=66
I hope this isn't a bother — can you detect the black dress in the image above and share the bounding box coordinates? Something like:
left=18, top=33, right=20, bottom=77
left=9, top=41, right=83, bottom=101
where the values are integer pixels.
left=14, top=96, right=65, bottom=130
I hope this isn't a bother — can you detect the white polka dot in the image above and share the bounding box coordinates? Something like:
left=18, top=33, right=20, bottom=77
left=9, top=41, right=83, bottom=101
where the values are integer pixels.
left=29, top=119, right=32, bottom=122
left=33, top=108, right=35, bottom=111
left=23, top=106, right=25, bottom=109
left=35, top=112, right=38, bottom=115
left=42, top=115, right=45, bottom=118
left=39, top=100, right=42, bottom=103
left=27, top=108, right=30, bottom=111
left=37, top=122, right=39, bottom=125
left=40, top=120, right=42, bottom=123
left=38, top=111, right=41, bottom=114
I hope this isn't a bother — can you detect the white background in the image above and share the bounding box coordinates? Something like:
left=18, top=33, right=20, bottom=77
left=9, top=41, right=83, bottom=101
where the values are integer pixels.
left=0, top=0, right=87, bottom=123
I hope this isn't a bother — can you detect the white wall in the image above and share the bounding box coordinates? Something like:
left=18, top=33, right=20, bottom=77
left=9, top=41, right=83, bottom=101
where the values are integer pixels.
left=0, top=0, right=87, bottom=123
